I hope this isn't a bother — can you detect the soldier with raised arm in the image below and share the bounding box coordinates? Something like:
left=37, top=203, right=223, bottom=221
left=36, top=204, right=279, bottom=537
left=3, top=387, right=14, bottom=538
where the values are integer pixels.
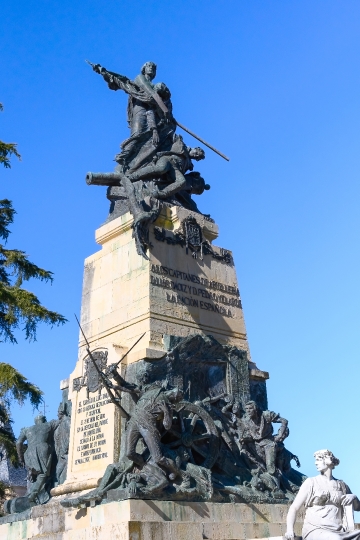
left=107, top=366, right=184, bottom=480
left=89, top=61, right=174, bottom=168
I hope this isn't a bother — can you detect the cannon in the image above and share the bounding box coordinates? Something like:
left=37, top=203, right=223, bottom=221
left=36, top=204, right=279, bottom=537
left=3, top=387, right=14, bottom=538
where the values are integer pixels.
left=86, top=170, right=210, bottom=196
left=85, top=172, right=122, bottom=186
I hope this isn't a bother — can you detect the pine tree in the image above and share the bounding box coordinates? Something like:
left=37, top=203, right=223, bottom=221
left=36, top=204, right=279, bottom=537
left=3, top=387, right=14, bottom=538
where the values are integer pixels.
left=0, top=105, right=65, bottom=342
left=0, top=199, right=67, bottom=343
left=0, top=103, right=65, bottom=467
left=0, top=205, right=46, bottom=466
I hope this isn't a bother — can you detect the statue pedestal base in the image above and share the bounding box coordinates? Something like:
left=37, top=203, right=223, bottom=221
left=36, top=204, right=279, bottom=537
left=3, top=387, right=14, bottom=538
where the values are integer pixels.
left=0, top=498, right=305, bottom=540
left=79, top=204, right=250, bottom=359
left=59, top=204, right=269, bottom=496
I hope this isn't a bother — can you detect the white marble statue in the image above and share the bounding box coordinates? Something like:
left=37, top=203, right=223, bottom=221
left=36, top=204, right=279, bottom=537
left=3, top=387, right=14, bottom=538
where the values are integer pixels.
left=285, top=449, right=360, bottom=539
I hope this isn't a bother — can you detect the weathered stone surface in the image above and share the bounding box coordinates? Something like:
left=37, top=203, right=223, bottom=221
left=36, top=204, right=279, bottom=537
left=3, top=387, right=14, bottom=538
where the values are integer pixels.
left=247, top=537, right=301, bottom=540
left=63, top=387, right=121, bottom=490
left=78, top=205, right=249, bottom=359
left=0, top=499, right=305, bottom=539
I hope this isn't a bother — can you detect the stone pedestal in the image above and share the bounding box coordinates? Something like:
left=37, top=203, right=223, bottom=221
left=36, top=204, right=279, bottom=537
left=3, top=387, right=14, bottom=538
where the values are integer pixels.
left=0, top=499, right=304, bottom=540
left=54, top=205, right=269, bottom=497
left=5, top=204, right=277, bottom=540
left=81, top=205, right=249, bottom=359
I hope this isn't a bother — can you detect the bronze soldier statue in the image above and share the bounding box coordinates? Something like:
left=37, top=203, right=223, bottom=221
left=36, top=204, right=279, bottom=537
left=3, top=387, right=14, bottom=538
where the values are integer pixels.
left=238, top=401, right=288, bottom=472
left=108, top=366, right=183, bottom=481
left=54, top=402, right=71, bottom=485
left=16, top=414, right=59, bottom=504
left=128, top=135, right=206, bottom=199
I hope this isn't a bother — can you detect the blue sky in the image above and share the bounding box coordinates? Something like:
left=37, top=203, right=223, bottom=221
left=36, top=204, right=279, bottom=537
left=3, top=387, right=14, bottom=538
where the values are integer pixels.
left=1, top=1, right=360, bottom=493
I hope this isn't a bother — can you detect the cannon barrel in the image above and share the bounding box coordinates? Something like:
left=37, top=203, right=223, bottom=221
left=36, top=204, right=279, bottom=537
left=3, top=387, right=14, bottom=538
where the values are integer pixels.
left=86, top=172, right=122, bottom=186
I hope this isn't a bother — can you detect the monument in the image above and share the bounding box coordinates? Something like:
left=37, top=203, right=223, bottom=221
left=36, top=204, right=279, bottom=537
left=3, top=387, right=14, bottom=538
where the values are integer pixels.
left=1, top=60, right=348, bottom=539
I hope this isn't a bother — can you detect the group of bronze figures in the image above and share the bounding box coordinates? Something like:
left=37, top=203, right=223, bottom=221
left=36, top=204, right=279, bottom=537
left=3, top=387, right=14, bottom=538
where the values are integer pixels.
left=4, top=335, right=305, bottom=514
left=3, top=395, right=71, bottom=514
left=61, top=334, right=305, bottom=508
left=85, top=61, right=213, bottom=259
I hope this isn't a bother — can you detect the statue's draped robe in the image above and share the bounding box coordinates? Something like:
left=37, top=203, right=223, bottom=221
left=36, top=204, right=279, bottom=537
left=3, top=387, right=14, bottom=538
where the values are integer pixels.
left=302, top=476, right=360, bottom=540
left=54, top=415, right=71, bottom=484
left=21, top=420, right=58, bottom=475
left=105, top=71, right=176, bottom=170
left=19, top=419, right=59, bottom=504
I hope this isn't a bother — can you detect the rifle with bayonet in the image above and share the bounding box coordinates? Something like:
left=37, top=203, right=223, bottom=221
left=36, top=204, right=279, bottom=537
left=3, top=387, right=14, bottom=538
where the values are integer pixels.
left=85, top=60, right=129, bottom=84
left=86, top=60, right=230, bottom=161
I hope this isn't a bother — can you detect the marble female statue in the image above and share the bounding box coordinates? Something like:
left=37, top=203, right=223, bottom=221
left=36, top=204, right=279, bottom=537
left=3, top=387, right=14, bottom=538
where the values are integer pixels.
left=285, top=449, right=360, bottom=539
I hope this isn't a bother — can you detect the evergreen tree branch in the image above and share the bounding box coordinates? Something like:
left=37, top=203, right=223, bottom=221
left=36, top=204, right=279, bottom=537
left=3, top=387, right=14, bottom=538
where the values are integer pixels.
left=0, top=363, right=43, bottom=408
left=0, top=247, right=54, bottom=287
left=0, top=142, right=21, bottom=169
left=0, top=199, right=15, bottom=242
left=0, top=428, right=18, bottom=466
left=0, top=104, right=21, bottom=169
left=0, top=403, right=9, bottom=425
left=0, top=364, right=43, bottom=467
left=0, top=200, right=67, bottom=342
left=0, top=283, right=67, bottom=343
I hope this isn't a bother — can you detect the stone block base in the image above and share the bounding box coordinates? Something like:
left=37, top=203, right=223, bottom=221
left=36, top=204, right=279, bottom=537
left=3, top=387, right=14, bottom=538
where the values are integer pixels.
left=0, top=498, right=305, bottom=540
left=247, top=537, right=301, bottom=540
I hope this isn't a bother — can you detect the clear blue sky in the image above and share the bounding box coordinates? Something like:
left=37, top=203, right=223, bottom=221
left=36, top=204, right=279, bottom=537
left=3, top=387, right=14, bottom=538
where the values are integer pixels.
left=1, top=1, right=360, bottom=494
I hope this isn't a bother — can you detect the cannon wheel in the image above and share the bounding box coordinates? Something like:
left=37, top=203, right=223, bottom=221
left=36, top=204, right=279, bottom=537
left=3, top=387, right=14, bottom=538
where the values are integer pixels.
left=162, top=400, right=220, bottom=470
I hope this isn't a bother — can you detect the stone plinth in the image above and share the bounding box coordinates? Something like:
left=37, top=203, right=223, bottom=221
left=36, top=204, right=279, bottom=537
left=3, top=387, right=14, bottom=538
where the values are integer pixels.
left=55, top=389, right=120, bottom=493
left=0, top=499, right=304, bottom=540
left=247, top=537, right=301, bottom=540
left=80, top=205, right=249, bottom=362
left=57, top=204, right=261, bottom=495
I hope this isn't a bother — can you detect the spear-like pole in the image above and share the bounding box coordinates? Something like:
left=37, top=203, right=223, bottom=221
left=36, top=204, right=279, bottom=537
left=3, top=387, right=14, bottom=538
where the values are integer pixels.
left=114, top=332, right=146, bottom=367
left=74, top=314, right=130, bottom=419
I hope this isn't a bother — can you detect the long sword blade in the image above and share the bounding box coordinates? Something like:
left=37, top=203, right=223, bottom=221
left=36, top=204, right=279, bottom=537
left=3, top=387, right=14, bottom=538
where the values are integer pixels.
left=175, top=120, right=230, bottom=161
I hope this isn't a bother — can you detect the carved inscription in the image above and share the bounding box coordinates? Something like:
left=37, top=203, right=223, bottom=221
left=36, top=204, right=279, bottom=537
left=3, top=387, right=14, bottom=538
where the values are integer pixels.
left=151, top=264, right=242, bottom=318
left=154, top=226, right=233, bottom=265
left=74, top=392, right=111, bottom=466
